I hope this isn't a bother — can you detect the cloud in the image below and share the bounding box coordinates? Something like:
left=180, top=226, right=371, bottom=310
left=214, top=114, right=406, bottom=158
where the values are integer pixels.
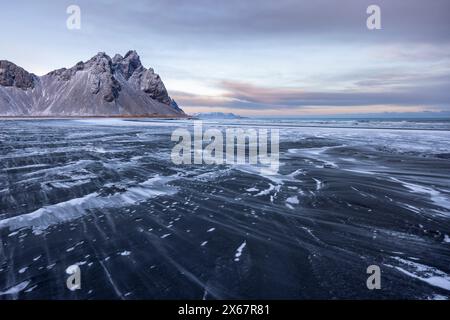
left=87, top=0, right=450, bottom=44
left=2, top=0, right=449, bottom=116
left=172, top=79, right=450, bottom=111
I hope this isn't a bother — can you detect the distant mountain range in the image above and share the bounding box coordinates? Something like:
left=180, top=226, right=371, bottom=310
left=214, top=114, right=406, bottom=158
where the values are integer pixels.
left=192, top=112, right=245, bottom=119
left=0, top=51, right=185, bottom=117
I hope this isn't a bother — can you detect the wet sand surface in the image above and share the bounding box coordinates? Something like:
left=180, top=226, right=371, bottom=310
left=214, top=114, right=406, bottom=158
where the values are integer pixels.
left=0, top=119, right=449, bottom=299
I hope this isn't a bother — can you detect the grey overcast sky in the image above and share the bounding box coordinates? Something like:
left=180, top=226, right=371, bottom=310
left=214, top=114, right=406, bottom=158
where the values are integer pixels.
left=1, top=0, right=449, bottom=116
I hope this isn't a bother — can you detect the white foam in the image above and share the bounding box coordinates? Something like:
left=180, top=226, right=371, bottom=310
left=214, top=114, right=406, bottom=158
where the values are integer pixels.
left=312, top=178, right=323, bottom=190
left=428, top=294, right=449, bottom=300
left=48, top=179, right=91, bottom=189
left=286, top=196, right=299, bottom=205
left=18, top=267, right=28, bottom=274
left=255, top=184, right=276, bottom=196
left=288, top=146, right=338, bottom=168
left=0, top=281, right=30, bottom=296
left=391, top=177, right=450, bottom=212
left=444, top=235, right=450, bottom=243
left=24, top=285, right=38, bottom=293
left=392, top=257, right=450, bottom=291
left=234, top=241, right=247, bottom=262
left=0, top=174, right=179, bottom=232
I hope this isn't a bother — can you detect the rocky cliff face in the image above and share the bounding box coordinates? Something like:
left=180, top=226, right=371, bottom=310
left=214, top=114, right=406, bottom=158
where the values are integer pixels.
left=0, top=60, right=36, bottom=90
left=0, top=51, right=185, bottom=117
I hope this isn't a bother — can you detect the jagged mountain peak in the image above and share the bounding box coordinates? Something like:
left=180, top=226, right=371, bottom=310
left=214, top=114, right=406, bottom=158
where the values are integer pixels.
left=112, top=54, right=123, bottom=64
left=114, top=50, right=143, bottom=80
left=124, top=50, right=139, bottom=60
left=91, top=51, right=112, bottom=60
left=53, top=50, right=144, bottom=80
left=0, top=51, right=185, bottom=117
left=0, top=60, right=36, bottom=90
left=45, top=50, right=171, bottom=104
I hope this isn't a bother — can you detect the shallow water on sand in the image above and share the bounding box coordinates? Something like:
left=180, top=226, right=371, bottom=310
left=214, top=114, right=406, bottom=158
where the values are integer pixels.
left=0, top=119, right=449, bottom=299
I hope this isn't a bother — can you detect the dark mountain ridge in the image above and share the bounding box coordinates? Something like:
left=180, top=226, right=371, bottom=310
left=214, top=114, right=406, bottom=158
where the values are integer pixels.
left=0, top=51, right=185, bottom=117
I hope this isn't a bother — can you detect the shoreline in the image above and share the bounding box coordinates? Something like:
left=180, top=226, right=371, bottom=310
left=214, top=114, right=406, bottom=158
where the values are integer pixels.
left=0, top=114, right=191, bottom=120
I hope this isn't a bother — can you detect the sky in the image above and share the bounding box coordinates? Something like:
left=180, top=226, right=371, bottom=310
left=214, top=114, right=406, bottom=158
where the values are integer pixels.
left=1, top=0, right=449, bottom=116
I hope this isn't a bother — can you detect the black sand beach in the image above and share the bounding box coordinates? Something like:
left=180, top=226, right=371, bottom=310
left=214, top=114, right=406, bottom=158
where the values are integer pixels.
left=0, top=119, right=449, bottom=299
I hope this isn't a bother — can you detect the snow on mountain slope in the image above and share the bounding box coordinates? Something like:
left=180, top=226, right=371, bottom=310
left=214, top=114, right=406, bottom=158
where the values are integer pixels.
left=0, top=51, right=185, bottom=117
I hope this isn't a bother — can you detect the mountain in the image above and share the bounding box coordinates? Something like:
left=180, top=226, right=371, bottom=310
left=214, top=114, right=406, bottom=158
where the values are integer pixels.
left=0, top=51, right=185, bottom=117
left=192, top=112, right=245, bottom=119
